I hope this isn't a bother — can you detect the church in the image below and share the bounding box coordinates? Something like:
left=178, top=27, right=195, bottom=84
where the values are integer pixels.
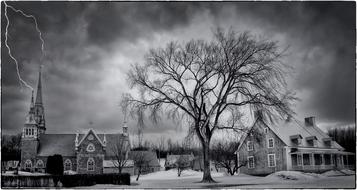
left=20, top=70, right=131, bottom=174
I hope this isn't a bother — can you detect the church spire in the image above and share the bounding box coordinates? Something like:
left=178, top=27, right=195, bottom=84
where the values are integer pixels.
left=35, top=67, right=42, bottom=105
left=30, top=90, right=34, bottom=109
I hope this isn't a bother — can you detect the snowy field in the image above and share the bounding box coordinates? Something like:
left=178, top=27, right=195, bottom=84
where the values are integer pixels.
left=75, top=169, right=356, bottom=189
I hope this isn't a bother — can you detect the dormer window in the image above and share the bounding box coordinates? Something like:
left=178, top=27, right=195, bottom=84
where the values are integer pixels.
left=306, top=136, right=317, bottom=147
left=290, top=134, right=302, bottom=146
left=323, top=138, right=332, bottom=147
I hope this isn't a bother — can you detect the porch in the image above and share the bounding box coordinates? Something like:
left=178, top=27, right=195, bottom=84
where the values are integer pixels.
left=289, top=149, right=355, bottom=172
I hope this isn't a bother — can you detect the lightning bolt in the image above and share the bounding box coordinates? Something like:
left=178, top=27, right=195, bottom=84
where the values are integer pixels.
left=4, top=1, right=45, bottom=91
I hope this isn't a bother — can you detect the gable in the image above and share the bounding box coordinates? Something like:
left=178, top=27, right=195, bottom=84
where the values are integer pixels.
left=236, top=119, right=286, bottom=153
left=77, top=129, right=105, bottom=147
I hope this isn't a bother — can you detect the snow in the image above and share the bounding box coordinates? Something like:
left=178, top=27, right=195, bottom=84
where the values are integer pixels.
left=265, top=171, right=325, bottom=181
left=2, top=171, right=49, bottom=176
left=322, top=169, right=355, bottom=177
left=63, top=170, right=77, bottom=175
left=133, top=169, right=224, bottom=180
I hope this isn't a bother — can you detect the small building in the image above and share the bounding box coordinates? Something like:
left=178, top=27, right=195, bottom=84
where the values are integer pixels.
left=236, top=112, right=355, bottom=176
left=129, top=151, right=161, bottom=175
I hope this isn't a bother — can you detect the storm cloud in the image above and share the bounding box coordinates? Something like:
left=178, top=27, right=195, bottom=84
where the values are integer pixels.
left=1, top=2, right=355, bottom=140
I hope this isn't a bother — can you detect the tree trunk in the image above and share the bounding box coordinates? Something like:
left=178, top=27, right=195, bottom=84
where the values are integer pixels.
left=201, top=141, right=215, bottom=183
left=136, top=168, right=141, bottom=181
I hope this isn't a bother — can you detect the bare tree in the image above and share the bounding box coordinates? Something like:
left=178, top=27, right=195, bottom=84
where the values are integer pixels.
left=211, top=141, right=244, bottom=175
left=123, top=28, right=296, bottom=182
left=132, top=151, right=153, bottom=181
left=175, top=154, right=193, bottom=177
left=110, top=137, right=130, bottom=174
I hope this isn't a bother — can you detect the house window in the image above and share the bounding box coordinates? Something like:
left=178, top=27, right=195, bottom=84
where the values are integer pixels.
left=268, top=154, right=276, bottom=167
left=297, top=154, right=302, bottom=166
left=64, top=159, right=72, bottom=171
left=247, top=141, right=254, bottom=151
left=87, top=158, right=95, bottom=171
left=36, top=160, right=44, bottom=168
left=248, top=156, right=255, bottom=168
left=264, top=128, right=268, bottom=133
left=25, top=160, right=32, bottom=169
left=86, top=143, right=95, bottom=152
left=268, top=138, right=274, bottom=148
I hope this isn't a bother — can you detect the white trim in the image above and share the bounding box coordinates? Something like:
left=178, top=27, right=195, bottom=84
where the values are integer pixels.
left=77, top=129, right=105, bottom=147
left=268, top=138, right=274, bottom=148
left=36, top=160, right=44, bottom=168
left=25, top=159, right=32, bottom=169
left=86, top=143, right=96, bottom=152
left=247, top=156, right=255, bottom=169
left=87, top=158, right=95, bottom=171
left=267, top=154, right=276, bottom=167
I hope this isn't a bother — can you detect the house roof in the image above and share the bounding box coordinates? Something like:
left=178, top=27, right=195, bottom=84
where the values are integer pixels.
left=267, top=119, right=344, bottom=150
left=37, top=132, right=129, bottom=157
left=38, top=134, right=77, bottom=156
left=236, top=118, right=345, bottom=153
left=128, top=151, right=160, bottom=167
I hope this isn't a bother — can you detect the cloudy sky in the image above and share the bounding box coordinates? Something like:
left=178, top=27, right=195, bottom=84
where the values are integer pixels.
left=1, top=2, right=355, bottom=142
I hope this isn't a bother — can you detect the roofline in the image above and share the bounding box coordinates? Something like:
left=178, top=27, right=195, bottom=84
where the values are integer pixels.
left=235, top=119, right=288, bottom=154
left=77, top=129, right=105, bottom=147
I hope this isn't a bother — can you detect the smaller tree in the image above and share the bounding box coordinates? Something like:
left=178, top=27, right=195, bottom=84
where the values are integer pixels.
left=175, top=154, right=193, bottom=177
left=111, top=138, right=130, bottom=174
left=211, top=141, right=245, bottom=175
left=132, top=151, right=153, bottom=181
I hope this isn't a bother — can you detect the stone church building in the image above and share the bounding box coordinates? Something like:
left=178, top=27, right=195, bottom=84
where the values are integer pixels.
left=20, top=70, right=131, bottom=174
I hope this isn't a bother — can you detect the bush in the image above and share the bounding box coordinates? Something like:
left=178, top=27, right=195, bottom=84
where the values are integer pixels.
left=46, top=154, right=64, bottom=175
left=60, top=173, right=130, bottom=187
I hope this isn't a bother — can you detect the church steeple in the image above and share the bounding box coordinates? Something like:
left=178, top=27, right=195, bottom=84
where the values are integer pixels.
left=33, top=68, right=46, bottom=134
left=35, top=68, right=42, bottom=106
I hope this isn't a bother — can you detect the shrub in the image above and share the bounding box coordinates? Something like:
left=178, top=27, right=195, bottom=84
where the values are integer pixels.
left=60, top=173, right=130, bottom=187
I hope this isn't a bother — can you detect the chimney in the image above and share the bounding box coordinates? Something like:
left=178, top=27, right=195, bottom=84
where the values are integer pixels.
left=304, top=117, right=315, bottom=127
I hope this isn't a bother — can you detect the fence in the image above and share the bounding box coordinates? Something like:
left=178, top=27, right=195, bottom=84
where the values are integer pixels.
left=1, top=173, right=131, bottom=188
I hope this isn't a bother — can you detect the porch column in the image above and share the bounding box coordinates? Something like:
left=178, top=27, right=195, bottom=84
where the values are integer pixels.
left=311, top=153, right=315, bottom=167
left=321, top=154, right=325, bottom=169
left=301, top=153, right=304, bottom=170
left=285, top=147, right=292, bottom=170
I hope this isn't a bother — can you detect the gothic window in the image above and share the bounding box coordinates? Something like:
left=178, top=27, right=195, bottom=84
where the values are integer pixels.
left=36, top=160, right=44, bottom=168
left=25, top=160, right=32, bottom=169
left=87, top=158, right=94, bottom=171
left=86, top=143, right=95, bottom=152
left=64, top=159, right=72, bottom=171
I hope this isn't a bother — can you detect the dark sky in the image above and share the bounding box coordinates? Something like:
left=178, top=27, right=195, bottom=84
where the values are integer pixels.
left=1, top=2, right=355, bottom=142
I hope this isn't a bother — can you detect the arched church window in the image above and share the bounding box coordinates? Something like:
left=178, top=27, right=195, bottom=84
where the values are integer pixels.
left=36, top=160, right=44, bottom=168
left=64, top=159, right=72, bottom=171
left=87, top=158, right=94, bottom=171
left=86, top=143, right=95, bottom=152
left=25, top=160, right=32, bottom=169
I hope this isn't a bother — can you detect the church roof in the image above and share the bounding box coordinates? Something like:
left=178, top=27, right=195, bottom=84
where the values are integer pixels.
left=38, top=134, right=76, bottom=156
left=37, top=133, right=129, bottom=157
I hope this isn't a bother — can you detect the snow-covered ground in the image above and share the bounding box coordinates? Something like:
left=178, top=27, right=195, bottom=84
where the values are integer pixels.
left=2, top=171, right=49, bottom=176
left=76, top=169, right=356, bottom=189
